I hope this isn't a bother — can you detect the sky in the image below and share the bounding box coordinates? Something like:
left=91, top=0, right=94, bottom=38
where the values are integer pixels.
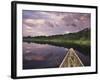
left=22, top=10, right=91, bottom=37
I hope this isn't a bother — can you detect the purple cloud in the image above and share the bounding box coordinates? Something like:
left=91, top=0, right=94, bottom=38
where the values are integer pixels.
left=22, top=10, right=91, bottom=37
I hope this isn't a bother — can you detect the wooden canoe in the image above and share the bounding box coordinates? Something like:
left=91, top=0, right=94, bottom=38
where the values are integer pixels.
left=59, top=48, right=84, bottom=67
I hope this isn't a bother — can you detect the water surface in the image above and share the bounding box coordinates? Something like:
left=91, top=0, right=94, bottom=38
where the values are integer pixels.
left=23, top=42, right=90, bottom=69
left=23, top=42, right=67, bottom=69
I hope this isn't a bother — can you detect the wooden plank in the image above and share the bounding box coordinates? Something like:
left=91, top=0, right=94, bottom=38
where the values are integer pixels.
left=59, top=48, right=84, bottom=67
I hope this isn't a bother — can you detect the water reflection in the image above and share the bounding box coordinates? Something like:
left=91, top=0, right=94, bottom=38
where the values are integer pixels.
left=23, top=42, right=67, bottom=69
left=23, top=42, right=90, bottom=69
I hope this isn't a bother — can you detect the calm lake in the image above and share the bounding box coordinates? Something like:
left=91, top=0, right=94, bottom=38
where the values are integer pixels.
left=23, top=42, right=90, bottom=69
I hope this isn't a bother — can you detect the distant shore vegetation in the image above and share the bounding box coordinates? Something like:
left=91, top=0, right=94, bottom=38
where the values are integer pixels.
left=23, top=28, right=90, bottom=55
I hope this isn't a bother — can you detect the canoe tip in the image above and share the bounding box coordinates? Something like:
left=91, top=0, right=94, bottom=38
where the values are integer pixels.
left=69, top=48, right=74, bottom=50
